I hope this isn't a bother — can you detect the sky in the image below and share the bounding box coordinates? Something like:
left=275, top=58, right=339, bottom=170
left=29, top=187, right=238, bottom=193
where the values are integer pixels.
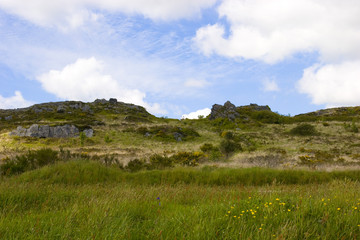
left=1, top=0, right=360, bottom=119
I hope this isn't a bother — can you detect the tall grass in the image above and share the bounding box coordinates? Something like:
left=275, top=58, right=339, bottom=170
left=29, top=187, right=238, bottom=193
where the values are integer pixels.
left=14, top=160, right=360, bottom=186
left=1, top=161, right=360, bottom=239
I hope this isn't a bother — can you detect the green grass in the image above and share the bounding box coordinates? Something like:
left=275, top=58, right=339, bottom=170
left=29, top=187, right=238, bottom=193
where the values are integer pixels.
left=1, top=161, right=360, bottom=239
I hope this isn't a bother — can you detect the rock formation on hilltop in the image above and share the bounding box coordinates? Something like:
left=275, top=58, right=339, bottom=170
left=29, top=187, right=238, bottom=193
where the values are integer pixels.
left=209, top=101, right=271, bottom=121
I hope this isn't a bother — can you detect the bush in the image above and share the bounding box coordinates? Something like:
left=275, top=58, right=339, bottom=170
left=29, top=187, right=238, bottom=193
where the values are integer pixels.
left=148, top=154, right=173, bottom=169
left=126, top=159, right=146, bottom=172
left=290, top=124, right=318, bottom=136
left=0, top=148, right=59, bottom=176
left=171, top=152, right=205, bottom=166
left=200, top=143, right=217, bottom=153
left=219, top=140, right=242, bottom=158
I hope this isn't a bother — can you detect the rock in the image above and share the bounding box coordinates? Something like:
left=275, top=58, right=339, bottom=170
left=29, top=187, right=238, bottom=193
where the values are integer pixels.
left=109, top=98, right=118, bottom=104
left=173, top=132, right=183, bottom=141
left=81, top=104, right=91, bottom=112
left=94, top=99, right=107, bottom=104
left=9, top=124, right=81, bottom=138
left=38, top=125, right=50, bottom=138
left=9, top=126, right=27, bottom=136
left=83, top=129, right=94, bottom=138
left=209, top=101, right=271, bottom=121
left=26, top=124, right=39, bottom=137
left=144, top=132, right=151, bottom=137
left=209, top=101, right=240, bottom=121
left=57, top=105, right=65, bottom=113
left=33, top=108, right=43, bottom=113
left=5, top=116, right=12, bottom=121
left=248, top=103, right=271, bottom=111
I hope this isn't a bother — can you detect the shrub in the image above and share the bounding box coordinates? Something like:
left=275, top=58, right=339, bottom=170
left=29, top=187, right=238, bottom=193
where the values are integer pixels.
left=219, top=140, right=242, bottom=158
left=200, top=143, right=217, bottom=153
left=290, top=123, right=318, bottom=136
left=126, top=159, right=146, bottom=172
left=148, top=154, right=173, bottom=169
left=171, top=152, right=205, bottom=166
left=0, top=148, right=59, bottom=176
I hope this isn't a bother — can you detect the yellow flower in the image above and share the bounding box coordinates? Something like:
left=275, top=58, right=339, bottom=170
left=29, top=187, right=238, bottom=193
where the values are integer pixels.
left=276, top=198, right=280, bottom=201
left=228, top=211, right=231, bottom=214
left=337, top=208, right=341, bottom=211
left=259, top=228, right=262, bottom=230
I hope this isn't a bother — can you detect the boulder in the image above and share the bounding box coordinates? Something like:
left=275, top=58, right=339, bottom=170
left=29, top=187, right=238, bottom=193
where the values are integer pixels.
left=9, top=124, right=82, bottom=138
left=83, top=129, right=94, bottom=138
left=109, top=98, right=118, bottom=104
left=5, top=116, right=12, bottom=121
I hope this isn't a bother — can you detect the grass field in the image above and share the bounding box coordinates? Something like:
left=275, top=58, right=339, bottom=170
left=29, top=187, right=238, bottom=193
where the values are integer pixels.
left=1, top=161, right=359, bottom=239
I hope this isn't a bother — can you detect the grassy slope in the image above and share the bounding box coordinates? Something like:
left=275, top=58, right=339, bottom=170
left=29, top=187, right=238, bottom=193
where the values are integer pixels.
left=0, top=161, right=360, bottom=239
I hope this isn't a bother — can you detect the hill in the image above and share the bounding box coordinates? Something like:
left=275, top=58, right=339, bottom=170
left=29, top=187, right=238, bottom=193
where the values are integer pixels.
left=1, top=99, right=360, bottom=172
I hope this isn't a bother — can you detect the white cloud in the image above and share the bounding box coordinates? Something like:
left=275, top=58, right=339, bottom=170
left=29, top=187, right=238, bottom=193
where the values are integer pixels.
left=37, top=57, right=165, bottom=114
left=0, top=91, right=33, bottom=109
left=0, top=0, right=217, bottom=28
left=182, top=108, right=211, bottom=119
left=262, top=79, right=280, bottom=92
left=194, top=0, right=360, bottom=64
left=298, top=61, right=360, bottom=107
left=184, top=79, right=210, bottom=88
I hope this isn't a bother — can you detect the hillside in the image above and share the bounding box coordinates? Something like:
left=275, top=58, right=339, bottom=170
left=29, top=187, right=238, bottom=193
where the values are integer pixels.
left=1, top=99, right=360, bottom=172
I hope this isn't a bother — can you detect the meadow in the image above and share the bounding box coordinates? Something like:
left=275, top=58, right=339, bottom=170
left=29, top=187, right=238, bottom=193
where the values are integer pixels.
left=1, top=101, right=360, bottom=239
left=0, top=161, right=360, bottom=239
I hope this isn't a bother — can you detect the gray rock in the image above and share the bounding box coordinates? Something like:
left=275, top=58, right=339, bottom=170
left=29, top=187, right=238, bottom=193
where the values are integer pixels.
left=5, top=116, right=12, bottom=121
left=109, top=98, right=117, bottom=104
left=144, top=132, right=151, bottom=137
left=94, top=99, right=107, bottom=104
left=33, top=108, right=43, bottom=113
left=9, top=126, right=27, bottom=136
left=173, top=132, right=183, bottom=142
left=209, top=101, right=240, bottom=121
left=26, top=124, right=39, bottom=137
left=83, top=129, right=93, bottom=138
left=81, top=104, right=91, bottom=112
left=57, top=105, right=65, bottom=113
left=10, top=124, right=80, bottom=138
left=38, top=125, right=50, bottom=138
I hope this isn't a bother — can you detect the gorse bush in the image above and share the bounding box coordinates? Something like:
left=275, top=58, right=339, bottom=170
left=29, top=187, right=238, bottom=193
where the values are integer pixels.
left=290, top=123, right=318, bottom=136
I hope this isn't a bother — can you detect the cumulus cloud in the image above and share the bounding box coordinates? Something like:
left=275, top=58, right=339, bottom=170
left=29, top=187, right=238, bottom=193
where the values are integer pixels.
left=181, top=108, right=211, bottom=119
left=0, top=91, right=33, bottom=109
left=184, top=79, right=210, bottom=88
left=194, top=0, right=360, bottom=108
left=194, top=0, right=360, bottom=64
left=298, top=61, right=360, bottom=107
left=0, top=0, right=217, bottom=28
left=37, top=57, right=165, bottom=114
left=262, top=79, right=280, bottom=92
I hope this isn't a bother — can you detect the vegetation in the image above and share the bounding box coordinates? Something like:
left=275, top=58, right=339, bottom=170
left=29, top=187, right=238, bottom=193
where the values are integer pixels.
left=2, top=100, right=360, bottom=238
left=0, top=161, right=360, bottom=239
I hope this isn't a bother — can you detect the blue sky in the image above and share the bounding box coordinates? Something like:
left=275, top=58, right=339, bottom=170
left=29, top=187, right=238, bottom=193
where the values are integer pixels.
left=1, top=0, right=360, bottom=118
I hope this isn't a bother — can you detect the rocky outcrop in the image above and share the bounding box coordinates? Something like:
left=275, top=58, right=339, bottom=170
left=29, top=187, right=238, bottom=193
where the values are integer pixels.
left=209, top=101, right=272, bottom=121
left=9, top=124, right=93, bottom=138
left=209, top=101, right=240, bottom=121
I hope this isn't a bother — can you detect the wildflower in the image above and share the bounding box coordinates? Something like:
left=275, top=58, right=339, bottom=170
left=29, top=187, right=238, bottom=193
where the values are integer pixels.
left=228, top=211, right=231, bottom=214
left=288, top=209, right=291, bottom=212
left=337, top=208, right=341, bottom=211
left=259, top=228, right=262, bottom=230
left=276, top=198, right=280, bottom=201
